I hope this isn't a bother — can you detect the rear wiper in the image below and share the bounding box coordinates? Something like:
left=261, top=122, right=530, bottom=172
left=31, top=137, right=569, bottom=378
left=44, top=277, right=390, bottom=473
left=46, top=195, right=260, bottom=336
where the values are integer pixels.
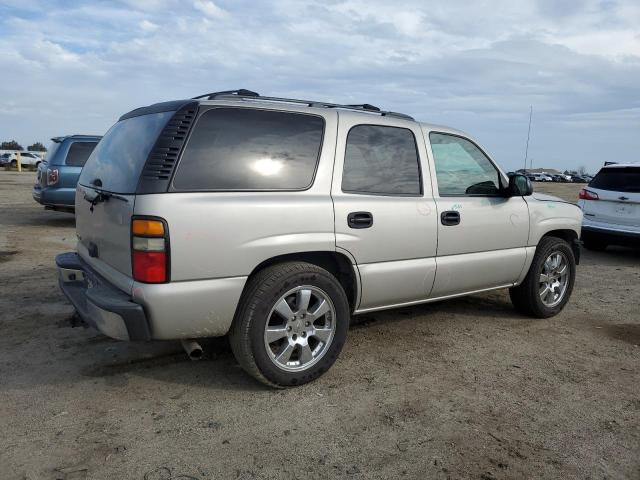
left=83, top=188, right=128, bottom=212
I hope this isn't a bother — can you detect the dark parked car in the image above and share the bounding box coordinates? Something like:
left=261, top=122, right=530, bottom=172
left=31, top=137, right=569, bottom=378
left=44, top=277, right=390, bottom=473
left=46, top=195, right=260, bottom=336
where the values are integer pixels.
left=33, top=135, right=101, bottom=211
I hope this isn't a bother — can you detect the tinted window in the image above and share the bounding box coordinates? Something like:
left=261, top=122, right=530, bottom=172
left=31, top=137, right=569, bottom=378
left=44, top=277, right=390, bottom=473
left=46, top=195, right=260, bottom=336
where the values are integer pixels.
left=173, top=108, right=324, bottom=190
left=65, top=142, right=98, bottom=167
left=342, top=125, right=421, bottom=195
left=45, top=141, right=62, bottom=164
left=79, top=111, right=173, bottom=193
left=589, top=167, right=640, bottom=193
left=430, top=133, right=501, bottom=195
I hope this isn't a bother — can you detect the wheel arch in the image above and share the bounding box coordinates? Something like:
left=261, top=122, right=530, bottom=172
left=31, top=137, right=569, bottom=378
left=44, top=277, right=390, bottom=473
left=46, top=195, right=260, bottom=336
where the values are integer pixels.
left=245, top=251, right=359, bottom=312
left=541, top=229, right=580, bottom=265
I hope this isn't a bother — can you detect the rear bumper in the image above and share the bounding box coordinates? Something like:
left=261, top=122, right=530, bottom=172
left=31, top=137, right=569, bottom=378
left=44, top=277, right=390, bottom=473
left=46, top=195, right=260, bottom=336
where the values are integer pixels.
left=56, top=252, right=151, bottom=341
left=582, top=225, right=640, bottom=246
left=33, top=186, right=76, bottom=209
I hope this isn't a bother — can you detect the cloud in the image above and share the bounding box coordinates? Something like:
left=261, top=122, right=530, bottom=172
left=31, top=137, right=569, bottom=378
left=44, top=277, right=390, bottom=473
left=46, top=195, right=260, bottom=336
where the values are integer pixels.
left=192, top=0, right=227, bottom=19
left=0, top=0, right=638, bottom=172
left=139, top=19, right=159, bottom=32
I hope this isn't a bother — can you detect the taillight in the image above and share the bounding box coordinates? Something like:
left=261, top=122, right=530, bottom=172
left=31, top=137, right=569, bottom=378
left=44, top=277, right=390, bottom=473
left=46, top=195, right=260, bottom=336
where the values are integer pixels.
left=47, top=168, right=59, bottom=186
left=131, top=218, right=169, bottom=283
left=579, top=189, right=599, bottom=200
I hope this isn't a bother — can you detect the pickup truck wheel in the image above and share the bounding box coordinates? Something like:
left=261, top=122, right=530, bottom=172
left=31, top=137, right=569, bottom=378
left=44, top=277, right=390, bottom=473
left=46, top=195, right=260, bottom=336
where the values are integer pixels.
left=229, top=262, right=350, bottom=388
left=509, top=236, right=576, bottom=318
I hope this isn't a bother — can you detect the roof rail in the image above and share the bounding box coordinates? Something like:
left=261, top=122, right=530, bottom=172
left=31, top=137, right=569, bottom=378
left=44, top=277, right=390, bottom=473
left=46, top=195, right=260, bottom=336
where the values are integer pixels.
left=192, top=89, right=259, bottom=100
left=192, top=89, right=414, bottom=120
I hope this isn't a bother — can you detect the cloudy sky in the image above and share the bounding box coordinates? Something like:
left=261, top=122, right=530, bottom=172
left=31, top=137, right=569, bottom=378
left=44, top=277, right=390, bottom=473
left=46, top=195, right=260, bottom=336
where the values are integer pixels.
left=1, top=0, right=639, bottom=172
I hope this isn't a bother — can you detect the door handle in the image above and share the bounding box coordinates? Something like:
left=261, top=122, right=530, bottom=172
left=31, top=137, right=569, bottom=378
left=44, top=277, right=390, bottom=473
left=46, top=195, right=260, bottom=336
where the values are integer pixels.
left=347, top=211, right=373, bottom=229
left=440, top=210, right=460, bottom=226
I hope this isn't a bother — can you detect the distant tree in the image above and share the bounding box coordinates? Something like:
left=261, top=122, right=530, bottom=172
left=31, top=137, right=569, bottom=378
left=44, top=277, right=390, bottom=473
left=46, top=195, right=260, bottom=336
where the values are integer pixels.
left=1, top=140, right=23, bottom=151
left=578, top=165, right=587, bottom=175
left=27, top=142, right=47, bottom=152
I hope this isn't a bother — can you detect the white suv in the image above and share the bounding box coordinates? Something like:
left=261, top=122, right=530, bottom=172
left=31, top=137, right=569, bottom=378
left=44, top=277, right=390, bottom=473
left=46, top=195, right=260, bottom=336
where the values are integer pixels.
left=56, top=90, right=583, bottom=387
left=3, top=151, right=43, bottom=167
left=578, top=163, right=640, bottom=250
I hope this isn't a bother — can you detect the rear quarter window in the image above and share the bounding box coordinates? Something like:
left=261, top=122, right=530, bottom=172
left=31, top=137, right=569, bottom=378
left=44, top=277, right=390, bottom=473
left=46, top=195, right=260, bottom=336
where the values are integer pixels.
left=589, top=167, right=640, bottom=193
left=172, top=108, right=324, bottom=191
left=65, top=142, right=98, bottom=167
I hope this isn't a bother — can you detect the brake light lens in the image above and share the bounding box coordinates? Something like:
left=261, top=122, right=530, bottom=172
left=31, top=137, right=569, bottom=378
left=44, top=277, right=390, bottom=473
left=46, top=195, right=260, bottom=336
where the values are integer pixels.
left=47, top=168, right=59, bottom=186
left=131, top=218, right=168, bottom=283
left=579, top=189, right=599, bottom=200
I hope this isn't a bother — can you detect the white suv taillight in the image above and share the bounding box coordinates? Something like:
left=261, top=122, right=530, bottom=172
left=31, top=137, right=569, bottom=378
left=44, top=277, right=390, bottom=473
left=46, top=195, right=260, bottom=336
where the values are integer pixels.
left=578, top=189, right=598, bottom=200
left=131, top=218, right=169, bottom=283
left=47, top=168, right=59, bottom=186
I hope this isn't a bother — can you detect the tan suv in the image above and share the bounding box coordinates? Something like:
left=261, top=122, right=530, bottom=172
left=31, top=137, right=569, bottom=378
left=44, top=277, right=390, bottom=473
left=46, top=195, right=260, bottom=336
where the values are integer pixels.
left=57, top=90, right=583, bottom=387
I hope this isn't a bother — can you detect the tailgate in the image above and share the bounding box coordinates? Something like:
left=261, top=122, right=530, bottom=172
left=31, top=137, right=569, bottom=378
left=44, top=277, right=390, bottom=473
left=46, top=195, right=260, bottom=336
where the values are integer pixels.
left=583, top=167, right=640, bottom=227
left=35, top=161, right=48, bottom=189
left=74, top=109, right=175, bottom=291
left=75, top=185, right=136, bottom=290
left=582, top=189, right=640, bottom=227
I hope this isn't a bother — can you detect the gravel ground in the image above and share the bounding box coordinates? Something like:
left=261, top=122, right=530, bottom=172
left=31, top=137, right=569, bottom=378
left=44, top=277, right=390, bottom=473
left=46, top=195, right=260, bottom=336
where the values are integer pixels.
left=1, top=171, right=638, bottom=480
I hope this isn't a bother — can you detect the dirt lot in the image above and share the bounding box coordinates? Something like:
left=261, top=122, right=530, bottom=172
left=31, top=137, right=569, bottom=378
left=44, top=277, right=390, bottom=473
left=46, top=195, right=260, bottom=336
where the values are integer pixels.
left=1, top=171, right=638, bottom=480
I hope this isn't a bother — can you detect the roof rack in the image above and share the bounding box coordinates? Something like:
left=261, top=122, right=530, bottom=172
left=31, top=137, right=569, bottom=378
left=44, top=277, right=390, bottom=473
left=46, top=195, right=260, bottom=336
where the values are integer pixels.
left=191, top=89, right=414, bottom=120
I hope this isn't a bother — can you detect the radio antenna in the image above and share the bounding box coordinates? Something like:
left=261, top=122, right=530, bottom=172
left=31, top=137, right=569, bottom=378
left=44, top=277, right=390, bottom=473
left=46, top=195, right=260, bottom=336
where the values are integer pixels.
left=523, top=105, right=533, bottom=171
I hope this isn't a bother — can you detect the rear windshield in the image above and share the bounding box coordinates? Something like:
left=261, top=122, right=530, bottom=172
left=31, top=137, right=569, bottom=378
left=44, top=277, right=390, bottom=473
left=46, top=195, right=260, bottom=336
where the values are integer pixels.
left=65, top=141, right=98, bottom=167
left=172, top=108, right=324, bottom=191
left=79, top=111, right=173, bottom=193
left=589, top=167, right=640, bottom=193
left=45, top=141, right=62, bottom=164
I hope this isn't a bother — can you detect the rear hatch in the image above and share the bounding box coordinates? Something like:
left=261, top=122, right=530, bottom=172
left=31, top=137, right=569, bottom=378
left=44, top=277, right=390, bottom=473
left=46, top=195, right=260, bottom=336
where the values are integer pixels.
left=582, top=166, right=640, bottom=228
left=35, top=139, right=63, bottom=190
left=76, top=110, right=174, bottom=291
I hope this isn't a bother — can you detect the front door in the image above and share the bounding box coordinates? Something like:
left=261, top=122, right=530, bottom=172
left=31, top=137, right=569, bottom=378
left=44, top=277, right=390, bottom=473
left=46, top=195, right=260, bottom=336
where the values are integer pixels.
left=424, top=130, right=529, bottom=298
left=332, top=113, right=438, bottom=311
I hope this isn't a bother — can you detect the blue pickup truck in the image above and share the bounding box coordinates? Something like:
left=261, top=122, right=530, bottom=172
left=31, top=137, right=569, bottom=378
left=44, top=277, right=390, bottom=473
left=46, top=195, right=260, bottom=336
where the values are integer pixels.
left=33, top=135, right=101, bottom=212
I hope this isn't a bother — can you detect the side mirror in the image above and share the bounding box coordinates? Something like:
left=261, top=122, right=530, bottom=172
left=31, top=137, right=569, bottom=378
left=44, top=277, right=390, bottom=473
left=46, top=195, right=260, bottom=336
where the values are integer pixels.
left=507, top=173, right=533, bottom=196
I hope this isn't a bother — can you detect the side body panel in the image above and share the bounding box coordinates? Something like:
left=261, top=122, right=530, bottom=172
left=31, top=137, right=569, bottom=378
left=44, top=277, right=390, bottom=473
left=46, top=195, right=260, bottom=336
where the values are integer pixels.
left=332, top=112, right=438, bottom=310
left=526, top=195, right=582, bottom=245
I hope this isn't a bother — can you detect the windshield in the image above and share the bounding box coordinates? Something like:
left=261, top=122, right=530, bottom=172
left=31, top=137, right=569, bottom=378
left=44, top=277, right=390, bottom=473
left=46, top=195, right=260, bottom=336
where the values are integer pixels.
left=588, top=167, right=640, bottom=193
left=79, top=111, right=173, bottom=194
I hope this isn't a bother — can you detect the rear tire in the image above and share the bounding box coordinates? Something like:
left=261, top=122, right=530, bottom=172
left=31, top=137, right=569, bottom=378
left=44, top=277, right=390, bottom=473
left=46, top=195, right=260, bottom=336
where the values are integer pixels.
left=229, top=261, right=350, bottom=387
left=509, top=236, right=576, bottom=318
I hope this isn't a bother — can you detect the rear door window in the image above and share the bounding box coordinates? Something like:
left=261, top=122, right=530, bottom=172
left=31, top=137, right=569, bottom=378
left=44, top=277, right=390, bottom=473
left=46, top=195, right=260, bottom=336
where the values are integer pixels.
left=341, top=125, right=421, bottom=196
left=172, top=108, right=324, bottom=191
left=589, top=167, right=640, bottom=193
left=65, top=142, right=98, bottom=167
left=79, top=111, right=173, bottom=193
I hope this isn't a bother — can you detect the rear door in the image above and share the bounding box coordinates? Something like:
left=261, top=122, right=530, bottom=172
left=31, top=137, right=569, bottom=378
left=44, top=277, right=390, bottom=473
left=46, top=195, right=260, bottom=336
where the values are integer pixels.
left=332, top=113, right=438, bottom=311
left=582, top=166, right=640, bottom=228
left=76, top=111, right=174, bottom=291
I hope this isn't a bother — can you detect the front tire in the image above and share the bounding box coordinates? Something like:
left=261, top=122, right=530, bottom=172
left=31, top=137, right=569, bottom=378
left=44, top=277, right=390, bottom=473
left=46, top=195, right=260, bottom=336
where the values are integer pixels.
left=229, top=262, right=350, bottom=387
left=509, top=236, right=576, bottom=318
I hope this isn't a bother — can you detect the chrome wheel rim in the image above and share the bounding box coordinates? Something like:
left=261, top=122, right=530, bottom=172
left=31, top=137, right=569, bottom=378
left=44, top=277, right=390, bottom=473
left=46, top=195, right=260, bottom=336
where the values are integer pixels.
left=264, top=286, right=336, bottom=372
left=539, top=251, right=570, bottom=308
